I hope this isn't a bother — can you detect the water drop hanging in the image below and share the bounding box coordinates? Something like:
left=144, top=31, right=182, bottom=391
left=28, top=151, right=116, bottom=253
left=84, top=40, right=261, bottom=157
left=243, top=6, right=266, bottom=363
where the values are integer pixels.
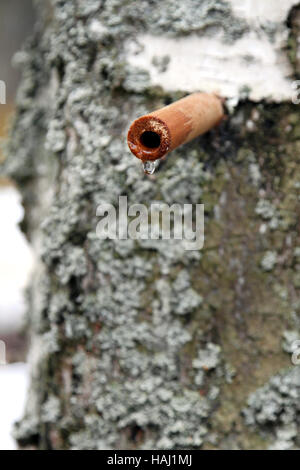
left=142, top=160, right=157, bottom=175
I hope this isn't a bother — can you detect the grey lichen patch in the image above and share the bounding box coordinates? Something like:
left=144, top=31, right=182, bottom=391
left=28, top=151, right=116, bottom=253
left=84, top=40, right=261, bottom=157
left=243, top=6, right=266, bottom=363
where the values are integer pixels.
left=193, top=343, right=221, bottom=371
left=282, top=330, right=300, bottom=354
left=85, top=379, right=211, bottom=449
left=45, top=118, right=66, bottom=153
left=260, top=251, right=278, bottom=272
left=52, top=226, right=221, bottom=449
left=248, top=163, right=261, bottom=187
left=193, top=343, right=222, bottom=387
left=76, top=0, right=103, bottom=17
left=255, top=199, right=281, bottom=230
left=171, top=270, right=203, bottom=315
left=65, top=314, right=220, bottom=449
left=122, top=67, right=151, bottom=94
left=98, top=0, right=247, bottom=41
left=42, top=396, right=61, bottom=424
left=243, top=368, right=300, bottom=449
left=13, top=415, right=40, bottom=448
left=54, top=246, right=87, bottom=285
left=160, top=152, right=210, bottom=204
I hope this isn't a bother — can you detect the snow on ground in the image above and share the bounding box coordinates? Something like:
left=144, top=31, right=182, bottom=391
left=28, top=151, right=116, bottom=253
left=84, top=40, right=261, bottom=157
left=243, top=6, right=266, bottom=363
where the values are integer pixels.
left=0, top=362, right=28, bottom=450
left=0, top=185, right=34, bottom=333
left=0, top=185, right=34, bottom=449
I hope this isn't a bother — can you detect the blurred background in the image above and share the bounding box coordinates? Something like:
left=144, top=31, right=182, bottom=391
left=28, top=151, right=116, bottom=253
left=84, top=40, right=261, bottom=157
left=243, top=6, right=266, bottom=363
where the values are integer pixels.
left=0, top=0, right=35, bottom=450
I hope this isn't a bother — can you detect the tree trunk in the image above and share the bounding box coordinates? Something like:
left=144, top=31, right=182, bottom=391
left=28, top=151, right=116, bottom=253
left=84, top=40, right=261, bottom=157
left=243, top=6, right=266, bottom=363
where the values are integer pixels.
left=3, top=0, right=300, bottom=450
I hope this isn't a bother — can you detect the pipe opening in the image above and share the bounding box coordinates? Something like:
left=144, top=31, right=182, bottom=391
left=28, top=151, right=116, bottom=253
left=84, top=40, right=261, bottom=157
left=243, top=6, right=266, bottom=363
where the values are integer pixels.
left=139, top=131, right=161, bottom=149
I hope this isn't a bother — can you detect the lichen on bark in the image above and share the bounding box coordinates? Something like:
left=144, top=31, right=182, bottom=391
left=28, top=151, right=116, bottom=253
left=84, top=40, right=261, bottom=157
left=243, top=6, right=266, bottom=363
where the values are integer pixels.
left=2, top=0, right=300, bottom=450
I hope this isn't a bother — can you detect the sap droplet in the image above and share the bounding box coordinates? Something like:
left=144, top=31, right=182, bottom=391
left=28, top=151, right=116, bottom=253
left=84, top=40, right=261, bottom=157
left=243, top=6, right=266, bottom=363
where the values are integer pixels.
left=143, top=160, right=157, bottom=175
